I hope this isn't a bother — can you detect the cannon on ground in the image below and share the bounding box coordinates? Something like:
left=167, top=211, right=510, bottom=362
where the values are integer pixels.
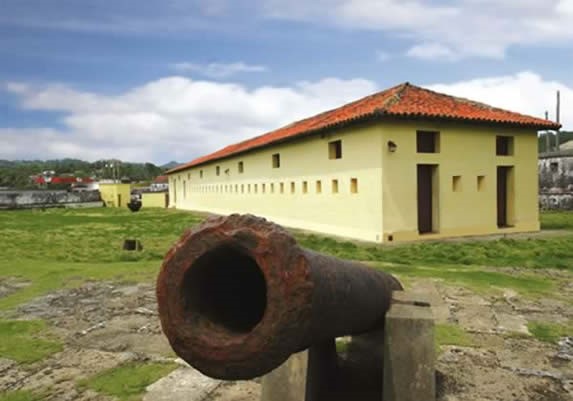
left=156, top=214, right=432, bottom=401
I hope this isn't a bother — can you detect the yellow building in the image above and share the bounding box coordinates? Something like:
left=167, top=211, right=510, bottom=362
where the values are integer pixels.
left=142, top=192, right=169, bottom=208
left=167, top=83, right=560, bottom=243
left=99, top=183, right=132, bottom=208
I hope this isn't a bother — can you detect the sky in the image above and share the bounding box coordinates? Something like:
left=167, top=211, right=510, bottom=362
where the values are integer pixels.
left=1, top=0, right=573, bottom=164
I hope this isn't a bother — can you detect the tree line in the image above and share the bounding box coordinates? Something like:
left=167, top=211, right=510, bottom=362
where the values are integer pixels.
left=0, top=159, right=174, bottom=189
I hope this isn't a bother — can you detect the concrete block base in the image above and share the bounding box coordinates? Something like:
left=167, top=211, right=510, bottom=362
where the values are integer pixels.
left=383, top=291, right=435, bottom=401
left=260, top=291, right=435, bottom=401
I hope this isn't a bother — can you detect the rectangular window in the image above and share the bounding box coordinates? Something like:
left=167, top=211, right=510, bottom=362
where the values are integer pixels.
left=216, top=166, right=220, bottom=176
left=272, top=153, right=281, bottom=168
left=452, top=176, right=462, bottom=192
left=183, top=181, right=187, bottom=198
left=254, top=184, right=258, bottom=194
left=262, top=183, right=266, bottom=194
left=290, top=182, right=295, bottom=194
left=270, top=183, right=275, bottom=193
left=241, top=184, right=244, bottom=193
left=280, top=182, right=284, bottom=194
left=350, top=178, right=358, bottom=194
left=416, top=131, right=439, bottom=153
left=496, top=136, right=514, bottom=156
left=329, top=140, right=342, bottom=159
left=238, top=161, right=244, bottom=173
left=302, top=181, right=308, bottom=194
left=477, top=176, right=485, bottom=192
left=316, top=180, right=322, bottom=194
left=235, top=184, right=238, bottom=193
left=332, top=179, right=339, bottom=194
left=200, top=170, right=203, bottom=178
left=248, top=184, right=251, bottom=193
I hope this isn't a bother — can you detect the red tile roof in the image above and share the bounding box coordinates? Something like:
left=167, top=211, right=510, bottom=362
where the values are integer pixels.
left=169, top=82, right=560, bottom=173
left=153, top=175, right=169, bottom=184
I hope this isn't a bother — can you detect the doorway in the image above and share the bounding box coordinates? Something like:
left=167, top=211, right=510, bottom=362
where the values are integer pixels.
left=497, top=166, right=513, bottom=227
left=417, top=164, right=437, bottom=234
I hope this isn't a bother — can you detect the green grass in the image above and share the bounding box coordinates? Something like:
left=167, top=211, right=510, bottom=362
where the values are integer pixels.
left=297, top=233, right=573, bottom=271
left=435, top=324, right=474, bottom=348
left=527, top=321, right=573, bottom=343
left=77, top=362, right=178, bottom=401
left=0, top=208, right=202, bottom=310
left=0, top=391, right=45, bottom=401
left=1, top=208, right=573, bottom=311
left=0, top=320, right=63, bottom=363
left=540, top=210, right=573, bottom=230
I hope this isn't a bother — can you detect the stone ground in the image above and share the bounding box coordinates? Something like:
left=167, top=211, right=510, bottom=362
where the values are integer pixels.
left=0, top=270, right=572, bottom=401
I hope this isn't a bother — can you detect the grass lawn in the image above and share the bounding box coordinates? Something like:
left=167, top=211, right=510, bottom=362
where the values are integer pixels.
left=1, top=207, right=573, bottom=312
left=77, top=361, right=178, bottom=401
left=0, top=319, right=62, bottom=363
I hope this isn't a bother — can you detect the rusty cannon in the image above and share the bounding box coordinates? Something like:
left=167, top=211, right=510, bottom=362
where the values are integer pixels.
left=156, top=214, right=404, bottom=399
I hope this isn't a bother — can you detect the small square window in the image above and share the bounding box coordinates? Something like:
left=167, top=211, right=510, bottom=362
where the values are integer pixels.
left=350, top=178, right=358, bottom=194
left=302, top=181, right=308, bottom=194
left=316, top=180, right=322, bottom=194
left=452, top=176, right=462, bottom=192
left=332, top=179, right=339, bottom=194
left=477, top=176, right=485, bottom=192
left=238, top=161, right=244, bottom=173
left=329, top=140, right=342, bottom=159
left=496, top=136, right=514, bottom=156
left=272, top=153, right=281, bottom=168
left=550, top=162, right=559, bottom=172
left=417, top=131, right=439, bottom=153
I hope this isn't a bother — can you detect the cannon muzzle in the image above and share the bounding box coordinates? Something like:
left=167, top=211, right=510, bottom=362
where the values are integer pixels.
left=156, top=214, right=402, bottom=380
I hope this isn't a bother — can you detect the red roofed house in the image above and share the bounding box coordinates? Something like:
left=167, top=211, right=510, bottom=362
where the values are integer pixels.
left=166, top=82, right=560, bottom=243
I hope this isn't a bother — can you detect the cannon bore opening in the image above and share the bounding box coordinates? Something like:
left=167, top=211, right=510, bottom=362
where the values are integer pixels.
left=183, top=245, right=267, bottom=333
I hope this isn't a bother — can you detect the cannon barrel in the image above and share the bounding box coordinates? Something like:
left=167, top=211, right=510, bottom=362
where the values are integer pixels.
left=156, top=214, right=402, bottom=380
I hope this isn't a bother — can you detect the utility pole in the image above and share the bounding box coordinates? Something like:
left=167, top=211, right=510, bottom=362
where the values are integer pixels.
left=556, top=90, right=561, bottom=152
left=545, top=110, right=550, bottom=153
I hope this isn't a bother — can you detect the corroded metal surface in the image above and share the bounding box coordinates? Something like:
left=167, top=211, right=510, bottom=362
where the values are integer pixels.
left=156, top=214, right=402, bottom=380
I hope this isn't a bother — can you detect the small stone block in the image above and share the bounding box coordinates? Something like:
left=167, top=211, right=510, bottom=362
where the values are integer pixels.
left=260, top=351, right=308, bottom=401
left=383, top=295, right=435, bottom=401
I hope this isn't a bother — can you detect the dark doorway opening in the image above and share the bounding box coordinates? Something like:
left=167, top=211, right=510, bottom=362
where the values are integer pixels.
left=417, top=164, right=436, bottom=234
left=497, top=166, right=512, bottom=227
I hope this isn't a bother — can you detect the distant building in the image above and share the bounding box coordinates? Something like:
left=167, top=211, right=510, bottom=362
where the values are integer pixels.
left=150, top=175, right=169, bottom=192
left=167, top=82, right=558, bottom=243
left=539, top=149, right=573, bottom=209
left=33, top=174, right=95, bottom=189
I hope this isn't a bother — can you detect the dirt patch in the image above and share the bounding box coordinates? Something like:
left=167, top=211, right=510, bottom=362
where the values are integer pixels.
left=2, top=270, right=572, bottom=401
left=0, top=277, right=30, bottom=299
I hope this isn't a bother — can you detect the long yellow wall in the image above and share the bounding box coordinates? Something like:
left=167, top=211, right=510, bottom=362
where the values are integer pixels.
left=168, top=124, right=385, bottom=242
left=99, top=183, right=132, bottom=208
left=380, top=121, right=539, bottom=242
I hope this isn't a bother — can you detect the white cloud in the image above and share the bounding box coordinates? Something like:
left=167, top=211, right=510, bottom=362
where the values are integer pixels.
left=261, top=0, right=573, bottom=60
left=1, top=76, right=377, bottom=163
left=425, top=71, right=572, bottom=128
left=171, top=62, right=268, bottom=79
left=3, top=71, right=571, bottom=164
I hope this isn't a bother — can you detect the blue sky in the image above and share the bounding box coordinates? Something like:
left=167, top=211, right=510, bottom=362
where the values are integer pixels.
left=1, top=0, right=572, bottom=164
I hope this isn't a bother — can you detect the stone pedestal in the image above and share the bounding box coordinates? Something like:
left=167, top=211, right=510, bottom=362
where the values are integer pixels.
left=260, top=351, right=308, bottom=401
left=383, top=291, right=435, bottom=401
